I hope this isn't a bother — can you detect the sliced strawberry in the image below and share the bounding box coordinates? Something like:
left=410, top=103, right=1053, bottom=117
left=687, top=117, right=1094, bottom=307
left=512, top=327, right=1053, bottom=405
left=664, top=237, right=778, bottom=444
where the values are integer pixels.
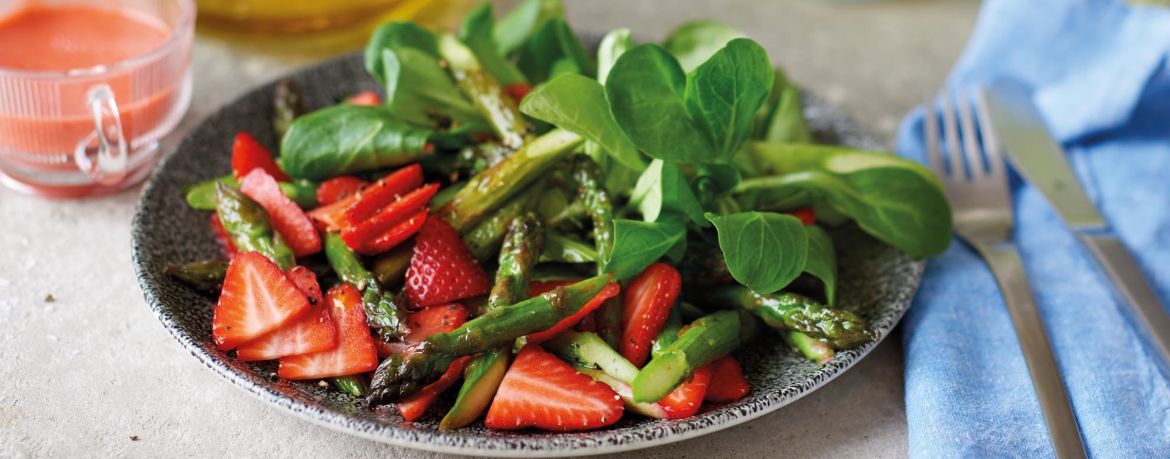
left=396, top=356, right=471, bottom=422
left=485, top=346, right=623, bottom=431
left=316, top=176, right=367, bottom=207
left=236, top=305, right=336, bottom=361
left=231, top=132, right=289, bottom=181
left=787, top=207, right=815, bottom=225
left=212, top=252, right=310, bottom=350
left=279, top=283, right=379, bottom=380
left=341, top=183, right=438, bottom=253
left=405, top=218, right=491, bottom=308
left=504, top=83, right=532, bottom=102
left=658, top=365, right=712, bottom=419
left=621, top=263, right=682, bottom=367
left=404, top=303, right=468, bottom=345
left=307, top=193, right=359, bottom=232
left=285, top=265, right=323, bottom=305
left=525, top=281, right=621, bottom=344
left=345, top=164, right=424, bottom=225
left=209, top=213, right=238, bottom=257
left=360, top=209, right=427, bottom=255
left=346, top=91, right=383, bottom=106
left=239, top=169, right=322, bottom=257
left=705, top=356, right=750, bottom=403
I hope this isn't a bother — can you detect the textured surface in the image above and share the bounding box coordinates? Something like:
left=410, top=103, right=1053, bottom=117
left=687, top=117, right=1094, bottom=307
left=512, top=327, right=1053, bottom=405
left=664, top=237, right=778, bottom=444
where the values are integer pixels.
left=0, top=1, right=978, bottom=457
left=131, top=54, right=920, bottom=456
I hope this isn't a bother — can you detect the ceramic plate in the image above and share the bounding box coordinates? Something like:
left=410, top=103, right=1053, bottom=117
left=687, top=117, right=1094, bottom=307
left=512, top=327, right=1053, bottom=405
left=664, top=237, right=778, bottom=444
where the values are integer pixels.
left=132, top=53, right=923, bottom=457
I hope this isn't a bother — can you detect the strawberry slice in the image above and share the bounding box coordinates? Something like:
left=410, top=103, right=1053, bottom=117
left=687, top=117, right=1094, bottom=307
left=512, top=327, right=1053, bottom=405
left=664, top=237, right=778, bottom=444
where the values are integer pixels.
left=307, top=193, right=359, bottom=232
left=705, top=356, right=750, bottom=402
left=621, top=263, right=682, bottom=367
left=285, top=265, right=323, bottom=304
left=525, top=281, right=621, bottom=344
left=279, top=283, right=379, bottom=380
left=787, top=207, right=815, bottom=225
left=345, top=164, right=424, bottom=225
left=658, top=365, right=712, bottom=419
left=341, top=183, right=438, bottom=253
left=240, top=169, right=322, bottom=257
left=236, top=305, right=337, bottom=361
left=360, top=209, right=427, bottom=255
left=405, top=218, right=491, bottom=308
left=231, top=131, right=289, bottom=181
left=209, top=213, right=238, bottom=257
left=485, top=346, right=623, bottom=431
left=396, top=356, right=471, bottom=422
left=316, top=176, right=367, bottom=207
left=212, top=252, right=311, bottom=350
left=504, top=83, right=532, bottom=102
left=346, top=91, right=383, bottom=106
left=404, top=303, right=468, bottom=345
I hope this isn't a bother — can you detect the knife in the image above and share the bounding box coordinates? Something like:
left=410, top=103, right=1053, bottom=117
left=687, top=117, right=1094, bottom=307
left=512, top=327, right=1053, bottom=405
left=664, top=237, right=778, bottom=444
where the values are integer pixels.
left=980, top=78, right=1170, bottom=376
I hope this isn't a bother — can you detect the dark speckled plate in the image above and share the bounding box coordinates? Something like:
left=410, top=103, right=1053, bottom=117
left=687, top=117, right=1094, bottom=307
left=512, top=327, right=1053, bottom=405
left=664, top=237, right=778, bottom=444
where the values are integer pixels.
left=132, top=53, right=923, bottom=457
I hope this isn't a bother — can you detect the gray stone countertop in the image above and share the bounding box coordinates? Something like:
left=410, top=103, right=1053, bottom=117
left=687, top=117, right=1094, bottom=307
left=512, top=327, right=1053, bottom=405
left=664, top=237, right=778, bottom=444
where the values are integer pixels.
left=0, top=0, right=977, bottom=456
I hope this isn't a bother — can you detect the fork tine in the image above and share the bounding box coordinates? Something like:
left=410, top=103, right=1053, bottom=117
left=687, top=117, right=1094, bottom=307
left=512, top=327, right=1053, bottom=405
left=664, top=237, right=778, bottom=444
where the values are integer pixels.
left=923, top=103, right=944, bottom=177
left=940, top=94, right=966, bottom=180
left=973, top=88, right=1007, bottom=180
left=956, top=92, right=986, bottom=177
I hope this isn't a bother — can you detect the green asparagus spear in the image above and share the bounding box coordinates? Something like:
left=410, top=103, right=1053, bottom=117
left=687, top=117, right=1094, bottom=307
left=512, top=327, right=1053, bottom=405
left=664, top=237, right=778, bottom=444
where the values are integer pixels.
left=324, top=232, right=410, bottom=340
left=165, top=259, right=229, bottom=293
left=571, top=156, right=623, bottom=347
left=461, top=185, right=540, bottom=261
left=546, top=331, right=670, bottom=419
left=215, top=184, right=295, bottom=270
left=370, top=243, right=412, bottom=290
left=649, top=307, right=683, bottom=359
left=439, top=128, right=582, bottom=232
left=697, top=285, right=873, bottom=349
left=185, top=175, right=316, bottom=210
left=785, top=331, right=834, bottom=364
left=369, top=274, right=610, bottom=403
left=632, top=310, right=759, bottom=403
left=331, top=375, right=370, bottom=397
left=273, top=79, right=306, bottom=139
left=442, top=214, right=543, bottom=429
left=437, top=33, right=528, bottom=149
left=540, top=233, right=597, bottom=263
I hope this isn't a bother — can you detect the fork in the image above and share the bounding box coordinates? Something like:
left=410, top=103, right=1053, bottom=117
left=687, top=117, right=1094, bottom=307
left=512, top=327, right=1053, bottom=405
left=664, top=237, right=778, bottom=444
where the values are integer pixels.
left=924, top=92, right=1087, bottom=459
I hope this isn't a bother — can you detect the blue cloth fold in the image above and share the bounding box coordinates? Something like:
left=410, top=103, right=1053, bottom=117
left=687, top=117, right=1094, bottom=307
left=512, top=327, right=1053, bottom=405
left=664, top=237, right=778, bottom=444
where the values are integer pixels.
left=895, top=0, right=1170, bottom=456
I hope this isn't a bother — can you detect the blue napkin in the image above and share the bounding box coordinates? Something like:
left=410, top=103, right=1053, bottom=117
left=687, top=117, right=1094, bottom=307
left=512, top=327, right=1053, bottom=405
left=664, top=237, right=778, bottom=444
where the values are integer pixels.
left=895, top=0, right=1170, bottom=456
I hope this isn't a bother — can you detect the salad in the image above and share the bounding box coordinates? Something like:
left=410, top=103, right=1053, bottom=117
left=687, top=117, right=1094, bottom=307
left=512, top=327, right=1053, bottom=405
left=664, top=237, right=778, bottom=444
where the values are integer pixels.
left=168, top=0, right=952, bottom=432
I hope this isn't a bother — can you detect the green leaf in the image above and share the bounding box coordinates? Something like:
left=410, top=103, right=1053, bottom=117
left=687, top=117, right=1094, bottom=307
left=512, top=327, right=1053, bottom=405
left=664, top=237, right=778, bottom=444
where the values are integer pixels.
left=541, top=233, right=598, bottom=263
left=364, top=22, right=439, bottom=84
left=693, top=163, right=742, bottom=208
left=706, top=211, right=808, bottom=293
left=458, top=2, right=527, bottom=86
left=597, top=28, right=632, bottom=84
left=803, top=225, right=837, bottom=305
left=662, top=20, right=746, bottom=72
left=605, top=40, right=773, bottom=164
left=519, top=74, right=645, bottom=171
left=516, top=18, right=595, bottom=84
left=279, top=105, right=432, bottom=180
left=495, top=0, right=564, bottom=56
left=604, top=218, right=686, bottom=280
left=753, top=68, right=812, bottom=143
left=739, top=143, right=953, bottom=258
left=630, top=160, right=706, bottom=225
left=684, top=39, right=774, bottom=161
left=381, top=48, right=484, bottom=129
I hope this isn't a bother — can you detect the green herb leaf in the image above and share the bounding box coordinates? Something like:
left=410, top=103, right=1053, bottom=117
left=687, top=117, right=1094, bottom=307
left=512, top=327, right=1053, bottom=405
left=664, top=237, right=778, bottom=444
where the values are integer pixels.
left=662, top=20, right=746, bottom=72
left=630, top=160, right=706, bottom=225
left=516, top=18, right=595, bottom=84
left=803, top=225, right=837, bottom=305
left=597, top=28, right=632, bottom=84
left=494, top=0, right=564, bottom=56
left=381, top=48, right=484, bottom=129
left=604, top=218, right=687, bottom=280
left=364, top=22, right=439, bottom=84
left=753, top=68, right=812, bottom=143
left=519, top=74, right=645, bottom=171
left=605, top=40, right=773, bottom=164
left=279, top=105, right=432, bottom=180
left=706, top=211, right=808, bottom=293
left=458, top=2, right=528, bottom=86
left=739, top=143, right=953, bottom=258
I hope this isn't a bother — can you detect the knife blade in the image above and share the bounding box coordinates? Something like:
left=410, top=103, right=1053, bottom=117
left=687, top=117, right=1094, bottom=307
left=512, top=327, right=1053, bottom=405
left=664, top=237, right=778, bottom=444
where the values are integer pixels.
left=980, top=78, right=1170, bottom=376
